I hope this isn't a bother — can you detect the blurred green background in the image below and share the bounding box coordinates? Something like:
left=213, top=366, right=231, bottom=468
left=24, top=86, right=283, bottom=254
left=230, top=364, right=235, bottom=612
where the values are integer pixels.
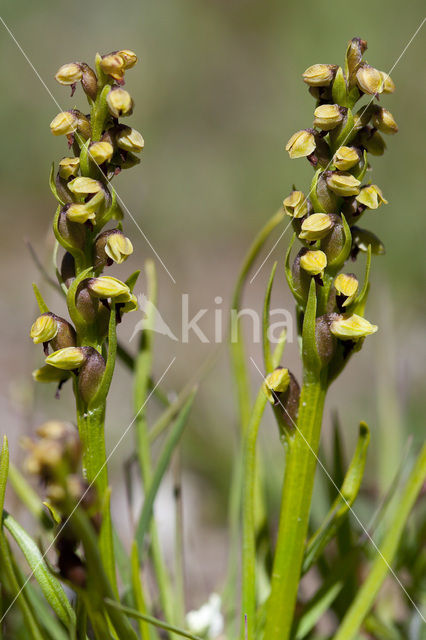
left=1, top=0, right=425, bottom=607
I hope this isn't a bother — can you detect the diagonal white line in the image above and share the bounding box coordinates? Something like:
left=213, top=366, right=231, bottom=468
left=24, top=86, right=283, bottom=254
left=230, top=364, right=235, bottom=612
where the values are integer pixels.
left=250, top=16, right=426, bottom=284
left=0, top=357, right=176, bottom=624
left=0, top=15, right=176, bottom=284
left=250, top=356, right=425, bottom=622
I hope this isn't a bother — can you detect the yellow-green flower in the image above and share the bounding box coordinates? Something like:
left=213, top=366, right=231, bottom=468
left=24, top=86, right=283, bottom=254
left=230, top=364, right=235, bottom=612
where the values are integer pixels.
left=68, top=177, right=103, bottom=195
left=313, top=104, right=343, bottom=131
left=356, top=184, right=387, bottom=210
left=379, top=71, right=395, bottom=93
left=326, top=172, right=361, bottom=197
left=105, top=234, right=133, bottom=264
left=300, top=250, right=327, bottom=277
left=285, top=130, right=316, bottom=159
left=356, top=65, right=383, bottom=95
left=45, top=347, right=86, bottom=370
left=262, top=368, right=290, bottom=404
left=58, top=157, right=80, bottom=179
left=302, top=64, right=335, bottom=87
left=50, top=111, right=78, bottom=136
left=299, top=213, right=333, bottom=241
left=333, top=146, right=359, bottom=171
left=330, top=314, right=378, bottom=340
left=89, top=141, right=114, bottom=165
left=372, top=107, right=398, bottom=135
left=334, top=273, right=358, bottom=306
left=55, top=63, right=82, bottom=85
left=30, top=315, right=58, bottom=344
left=117, top=127, right=145, bottom=153
left=107, top=87, right=134, bottom=118
left=283, top=191, right=308, bottom=218
left=87, top=276, right=131, bottom=300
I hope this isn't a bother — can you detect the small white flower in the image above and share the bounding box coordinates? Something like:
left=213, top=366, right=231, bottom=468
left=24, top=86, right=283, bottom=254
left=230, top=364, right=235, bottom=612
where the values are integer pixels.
left=186, top=593, right=224, bottom=638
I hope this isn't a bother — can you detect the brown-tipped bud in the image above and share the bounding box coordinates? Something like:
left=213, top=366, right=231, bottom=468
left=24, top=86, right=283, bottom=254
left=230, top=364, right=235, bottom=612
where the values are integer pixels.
left=76, top=347, right=106, bottom=404
left=106, top=87, right=134, bottom=118
left=73, top=111, right=92, bottom=140
left=379, top=71, right=395, bottom=93
left=371, top=106, right=398, bottom=135
left=345, top=37, right=367, bottom=86
left=359, top=128, right=386, bottom=156
left=285, top=130, right=316, bottom=159
left=60, top=252, right=75, bottom=288
left=356, top=184, right=387, bottom=210
left=93, top=229, right=134, bottom=268
left=300, top=250, right=327, bottom=277
left=353, top=104, right=375, bottom=131
left=315, top=171, right=338, bottom=213
left=283, top=190, right=309, bottom=219
left=333, top=146, right=360, bottom=171
left=326, top=171, right=361, bottom=197
left=58, top=157, right=80, bottom=180
left=320, top=214, right=345, bottom=263
left=334, top=273, right=358, bottom=308
left=351, top=226, right=385, bottom=256
left=89, top=141, right=114, bottom=165
left=299, top=213, right=334, bottom=241
left=50, top=111, right=78, bottom=136
left=302, top=64, right=337, bottom=87
left=356, top=65, right=383, bottom=95
left=58, top=209, right=86, bottom=250
left=80, top=63, right=98, bottom=100
left=292, top=249, right=315, bottom=300
left=55, top=63, right=83, bottom=85
left=116, top=126, right=145, bottom=152
left=315, top=313, right=339, bottom=366
left=100, top=53, right=126, bottom=81
left=330, top=314, right=378, bottom=341
left=313, top=104, right=344, bottom=131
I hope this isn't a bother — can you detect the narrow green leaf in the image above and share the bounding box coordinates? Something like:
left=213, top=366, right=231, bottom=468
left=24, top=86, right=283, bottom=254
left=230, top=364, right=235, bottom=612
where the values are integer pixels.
left=309, top=169, right=327, bottom=213
left=32, top=284, right=49, bottom=314
left=66, top=266, right=93, bottom=331
left=334, top=443, right=426, bottom=640
left=131, top=541, right=151, bottom=640
left=126, top=270, right=141, bottom=292
left=90, top=301, right=117, bottom=407
left=52, top=205, right=84, bottom=259
left=303, top=422, right=370, bottom=574
left=285, top=233, right=304, bottom=305
left=262, top=261, right=278, bottom=374
left=8, top=463, right=52, bottom=529
left=136, top=392, right=196, bottom=554
left=332, top=67, right=348, bottom=107
left=302, top=279, right=320, bottom=376
left=352, top=245, right=371, bottom=315
left=2, top=511, right=75, bottom=627
left=353, top=150, right=369, bottom=182
left=104, top=599, right=203, bottom=640
left=49, top=163, right=65, bottom=205
left=113, top=527, right=132, bottom=594
left=0, top=437, right=9, bottom=515
left=148, top=382, right=194, bottom=443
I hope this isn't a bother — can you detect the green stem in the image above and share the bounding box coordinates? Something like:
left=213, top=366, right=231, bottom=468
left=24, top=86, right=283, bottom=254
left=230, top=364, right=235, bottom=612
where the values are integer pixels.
left=264, top=375, right=327, bottom=640
left=76, top=400, right=117, bottom=594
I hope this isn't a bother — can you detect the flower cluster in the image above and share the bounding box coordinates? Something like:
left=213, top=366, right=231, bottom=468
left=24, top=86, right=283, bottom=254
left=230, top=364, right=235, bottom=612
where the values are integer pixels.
left=266, top=37, right=396, bottom=410
left=31, top=50, right=142, bottom=403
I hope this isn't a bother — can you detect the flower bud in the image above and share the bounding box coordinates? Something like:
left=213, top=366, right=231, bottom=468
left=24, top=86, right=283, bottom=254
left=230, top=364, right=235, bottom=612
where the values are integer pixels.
left=36, top=421, right=81, bottom=471
left=60, top=252, right=75, bottom=287
left=30, top=314, right=58, bottom=344
left=345, top=37, right=367, bottom=86
left=58, top=157, right=80, bottom=180
left=320, top=214, right=345, bottom=264
left=100, top=53, right=126, bottom=81
left=66, top=190, right=104, bottom=223
left=116, top=127, right=145, bottom=152
left=285, top=130, right=316, bottom=159
left=379, top=71, right=395, bottom=93
left=353, top=104, right=375, bottom=131
left=300, top=250, right=327, bottom=277
left=86, top=276, right=131, bottom=300
left=315, top=313, right=339, bottom=366
left=75, top=112, right=92, bottom=140
left=351, top=226, right=385, bottom=256
left=283, top=191, right=309, bottom=219
left=262, top=367, right=290, bottom=404
left=76, top=348, right=106, bottom=404
left=333, top=146, right=360, bottom=171
left=371, top=106, right=398, bottom=135
left=50, top=111, right=78, bottom=136
left=356, top=184, right=387, bottom=210
left=58, top=209, right=86, bottom=250
left=299, top=213, right=333, bottom=241
left=302, top=64, right=336, bottom=87
left=94, top=229, right=133, bottom=268
left=24, top=439, right=64, bottom=480
left=80, top=63, right=98, bottom=101
left=330, top=314, right=378, bottom=340
left=45, top=347, right=86, bottom=370
left=117, top=50, right=138, bottom=69
left=334, top=273, right=358, bottom=307
left=106, top=87, right=134, bottom=118
left=359, top=128, right=386, bottom=156
left=89, top=141, right=114, bottom=165
left=356, top=65, right=383, bottom=95
left=326, top=172, right=361, bottom=197
left=55, top=63, right=82, bottom=85
left=67, top=177, right=103, bottom=196
left=313, top=104, right=344, bottom=131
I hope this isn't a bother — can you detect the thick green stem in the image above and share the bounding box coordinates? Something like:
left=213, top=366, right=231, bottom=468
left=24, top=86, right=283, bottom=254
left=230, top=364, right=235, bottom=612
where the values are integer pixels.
left=264, top=375, right=327, bottom=640
left=76, top=401, right=117, bottom=594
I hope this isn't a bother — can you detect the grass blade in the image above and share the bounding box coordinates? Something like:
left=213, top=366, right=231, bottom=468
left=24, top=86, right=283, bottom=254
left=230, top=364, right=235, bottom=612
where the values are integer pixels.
left=334, top=443, right=426, bottom=640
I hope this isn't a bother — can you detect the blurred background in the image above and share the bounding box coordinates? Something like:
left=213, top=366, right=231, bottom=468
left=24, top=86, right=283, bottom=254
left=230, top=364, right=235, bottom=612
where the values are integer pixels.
left=1, top=0, right=425, bottom=613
